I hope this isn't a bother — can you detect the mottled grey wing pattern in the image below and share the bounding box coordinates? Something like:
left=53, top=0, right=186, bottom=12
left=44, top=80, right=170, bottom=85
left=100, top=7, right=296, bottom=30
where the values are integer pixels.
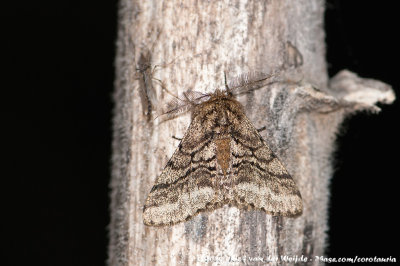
left=143, top=114, right=222, bottom=226
left=143, top=96, right=302, bottom=226
left=230, top=114, right=303, bottom=216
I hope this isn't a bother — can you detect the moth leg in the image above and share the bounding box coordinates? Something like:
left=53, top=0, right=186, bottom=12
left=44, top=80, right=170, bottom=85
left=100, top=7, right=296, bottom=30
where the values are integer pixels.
left=172, top=135, right=182, bottom=141
left=257, top=126, right=266, bottom=133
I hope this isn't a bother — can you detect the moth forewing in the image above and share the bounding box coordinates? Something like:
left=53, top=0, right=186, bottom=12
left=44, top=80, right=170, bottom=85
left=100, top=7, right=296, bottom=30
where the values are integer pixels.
left=143, top=79, right=302, bottom=226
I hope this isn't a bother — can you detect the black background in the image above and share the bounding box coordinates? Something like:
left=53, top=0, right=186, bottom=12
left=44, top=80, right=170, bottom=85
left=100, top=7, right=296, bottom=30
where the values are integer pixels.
left=3, top=1, right=399, bottom=265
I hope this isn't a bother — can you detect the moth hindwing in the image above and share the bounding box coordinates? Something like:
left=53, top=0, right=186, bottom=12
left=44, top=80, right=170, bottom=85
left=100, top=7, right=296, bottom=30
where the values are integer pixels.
left=143, top=85, right=302, bottom=226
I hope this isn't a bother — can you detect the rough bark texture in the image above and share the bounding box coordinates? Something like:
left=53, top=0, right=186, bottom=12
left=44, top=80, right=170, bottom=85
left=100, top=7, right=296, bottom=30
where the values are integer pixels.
left=109, top=0, right=395, bottom=265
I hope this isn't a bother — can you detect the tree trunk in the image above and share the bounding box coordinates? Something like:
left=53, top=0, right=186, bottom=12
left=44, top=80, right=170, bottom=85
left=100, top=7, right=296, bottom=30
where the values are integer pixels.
left=109, top=0, right=394, bottom=265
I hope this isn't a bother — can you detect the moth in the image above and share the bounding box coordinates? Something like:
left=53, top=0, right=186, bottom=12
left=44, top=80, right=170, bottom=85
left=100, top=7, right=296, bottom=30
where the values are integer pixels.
left=143, top=73, right=303, bottom=226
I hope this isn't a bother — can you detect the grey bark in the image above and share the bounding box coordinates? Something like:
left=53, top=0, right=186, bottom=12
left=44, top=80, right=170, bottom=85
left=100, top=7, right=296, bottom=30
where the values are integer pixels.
left=109, top=0, right=395, bottom=265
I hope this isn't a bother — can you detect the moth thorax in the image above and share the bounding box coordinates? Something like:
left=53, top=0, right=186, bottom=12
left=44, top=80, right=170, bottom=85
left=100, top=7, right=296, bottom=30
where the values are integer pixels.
left=217, top=111, right=229, bottom=126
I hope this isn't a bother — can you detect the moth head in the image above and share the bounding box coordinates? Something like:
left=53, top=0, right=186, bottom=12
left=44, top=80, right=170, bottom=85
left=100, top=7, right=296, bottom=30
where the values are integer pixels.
left=158, top=71, right=276, bottom=120
left=158, top=89, right=211, bottom=120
